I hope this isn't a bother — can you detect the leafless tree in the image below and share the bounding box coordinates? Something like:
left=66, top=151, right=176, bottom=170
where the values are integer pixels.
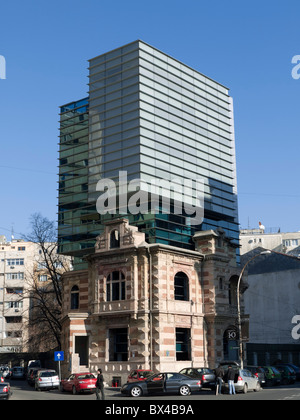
left=22, top=213, right=71, bottom=351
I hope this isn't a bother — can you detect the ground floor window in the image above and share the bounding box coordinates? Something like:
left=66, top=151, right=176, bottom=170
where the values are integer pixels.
left=75, top=335, right=89, bottom=366
left=176, top=328, right=191, bottom=361
left=109, top=328, right=128, bottom=362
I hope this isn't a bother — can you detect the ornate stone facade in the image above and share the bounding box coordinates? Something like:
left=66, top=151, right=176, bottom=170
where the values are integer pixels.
left=61, top=219, right=248, bottom=385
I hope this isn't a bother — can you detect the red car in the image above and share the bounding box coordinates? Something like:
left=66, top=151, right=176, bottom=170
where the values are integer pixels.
left=127, top=369, right=154, bottom=383
left=60, top=373, right=97, bottom=394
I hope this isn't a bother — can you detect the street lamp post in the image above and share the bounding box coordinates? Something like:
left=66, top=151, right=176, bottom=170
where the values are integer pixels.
left=237, top=250, right=271, bottom=369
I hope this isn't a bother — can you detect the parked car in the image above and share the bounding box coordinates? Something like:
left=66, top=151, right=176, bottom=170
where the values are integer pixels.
left=27, top=367, right=44, bottom=386
left=27, top=360, right=41, bottom=373
left=179, top=367, right=215, bottom=389
left=277, top=364, right=300, bottom=382
left=0, top=381, right=12, bottom=400
left=275, top=365, right=296, bottom=385
left=60, top=373, right=97, bottom=394
left=222, top=368, right=261, bottom=394
left=11, top=366, right=24, bottom=379
left=121, top=372, right=202, bottom=397
left=35, top=369, right=59, bottom=391
left=262, top=366, right=281, bottom=386
left=0, top=366, right=10, bottom=379
left=245, top=366, right=266, bottom=387
left=219, top=361, right=240, bottom=369
left=127, top=369, right=154, bottom=383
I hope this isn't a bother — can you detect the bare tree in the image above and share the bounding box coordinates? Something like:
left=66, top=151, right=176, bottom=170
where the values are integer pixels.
left=22, top=213, right=71, bottom=351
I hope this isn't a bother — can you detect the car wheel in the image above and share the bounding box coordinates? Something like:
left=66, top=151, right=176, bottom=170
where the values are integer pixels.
left=72, top=385, right=77, bottom=395
left=254, top=383, right=261, bottom=392
left=130, top=386, right=142, bottom=397
left=243, top=384, right=248, bottom=394
left=179, top=385, right=191, bottom=396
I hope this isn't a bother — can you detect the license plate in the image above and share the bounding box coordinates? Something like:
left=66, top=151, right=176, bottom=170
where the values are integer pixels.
left=87, top=384, right=95, bottom=388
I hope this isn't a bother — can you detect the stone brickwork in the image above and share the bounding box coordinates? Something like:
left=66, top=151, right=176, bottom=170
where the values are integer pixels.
left=60, top=220, right=247, bottom=384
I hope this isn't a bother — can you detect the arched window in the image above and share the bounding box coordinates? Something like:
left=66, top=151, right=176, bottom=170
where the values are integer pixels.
left=71, top=285, right=79, bottom=310
left=174, top=272, right=189, bottom=301
left=107, top=271, right=125, bottom=301
left=110, top=230, right=120, bottom=249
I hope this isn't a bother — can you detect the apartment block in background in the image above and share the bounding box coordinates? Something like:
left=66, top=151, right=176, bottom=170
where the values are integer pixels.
left=0, top=236, right=69, bottom=353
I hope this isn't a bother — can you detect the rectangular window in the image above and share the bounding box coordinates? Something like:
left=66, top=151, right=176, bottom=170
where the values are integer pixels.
left=6, top=273, right=24, bottom=280
left=5, top=316, right=22, bottom=323
left=6, top=301, right=23, bottom=309
left=6, top=288, right=23, bottom=294
left=38, top=275, right=48, bottom=282
left=107, top=271, right=126, bottom=301
left=37, top=262, right=47, bottom=270
left=176, top=328, right=191, bottom=361
left=109, top=328, right=128, bottom=361
left=7, top=259, right=24, bottom=266
left=74, top=336, right=89, bottom=366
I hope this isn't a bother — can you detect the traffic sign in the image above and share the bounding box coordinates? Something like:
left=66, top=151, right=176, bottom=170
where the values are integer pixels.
left=54, top=351, right=64, bottom=362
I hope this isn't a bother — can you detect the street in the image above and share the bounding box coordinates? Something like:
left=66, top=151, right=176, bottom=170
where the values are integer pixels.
left=6, top=379, right=300, bottom=401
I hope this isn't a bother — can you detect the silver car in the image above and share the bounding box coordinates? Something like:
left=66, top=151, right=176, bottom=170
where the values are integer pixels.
left=223, top=368, right=261, bottom=394
left=35, top=369, right=59, bottom=391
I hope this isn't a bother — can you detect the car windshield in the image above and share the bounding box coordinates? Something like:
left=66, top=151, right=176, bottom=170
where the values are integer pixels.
left=196, top=368, right=213, bottom=374
left=140, top=371, right=154, bottom=378
left=40, top=371, right=57, bottom=377
left=77, top=374, right=95, bottom=379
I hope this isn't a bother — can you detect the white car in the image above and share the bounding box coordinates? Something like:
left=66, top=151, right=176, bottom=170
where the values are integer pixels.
left=0, top=366, right=10, bottom=379
left=35, top=369, right=59, bottom=391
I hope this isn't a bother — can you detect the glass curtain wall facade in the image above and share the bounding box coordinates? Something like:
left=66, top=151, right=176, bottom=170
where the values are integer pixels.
left=58, top=41, right=240, bottom=268
left=58, top=98, right=100, bottom=270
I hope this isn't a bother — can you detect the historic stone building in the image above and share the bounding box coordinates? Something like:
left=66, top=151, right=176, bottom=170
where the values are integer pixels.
left=61, top=219, right=247, bottom=385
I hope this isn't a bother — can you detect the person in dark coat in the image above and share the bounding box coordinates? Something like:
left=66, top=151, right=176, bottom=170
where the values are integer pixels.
left=96, top=368, right=105, bottom=400
left=215, top=365, right=224, bottom=395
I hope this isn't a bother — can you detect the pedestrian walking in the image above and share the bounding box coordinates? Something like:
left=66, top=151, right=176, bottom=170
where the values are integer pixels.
left=96, top=368, right=105, bottom=400
left=227, top=366, right=236, bottom=395
left=215, top=365, right=224, bottom=395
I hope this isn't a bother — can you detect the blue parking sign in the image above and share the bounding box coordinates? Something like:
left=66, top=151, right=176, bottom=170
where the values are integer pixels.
left=54, top=351, right=64, bottom=362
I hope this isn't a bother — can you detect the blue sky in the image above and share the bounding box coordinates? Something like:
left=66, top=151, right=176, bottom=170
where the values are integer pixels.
left=0, top=0, right=299, bottom=238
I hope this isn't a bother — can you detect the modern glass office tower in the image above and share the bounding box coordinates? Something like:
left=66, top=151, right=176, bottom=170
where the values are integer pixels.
left=58, top=41, right=240, bottom=269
